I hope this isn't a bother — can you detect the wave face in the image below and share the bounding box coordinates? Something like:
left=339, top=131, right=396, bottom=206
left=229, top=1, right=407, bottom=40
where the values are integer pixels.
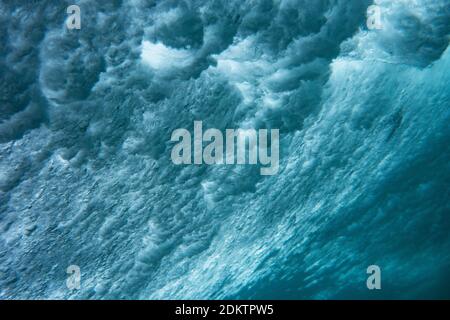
left=0, top=0, right=449, bottom=299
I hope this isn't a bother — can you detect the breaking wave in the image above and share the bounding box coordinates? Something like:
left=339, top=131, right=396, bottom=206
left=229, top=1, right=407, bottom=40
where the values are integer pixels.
left=0, top=0, right=449, bottom=299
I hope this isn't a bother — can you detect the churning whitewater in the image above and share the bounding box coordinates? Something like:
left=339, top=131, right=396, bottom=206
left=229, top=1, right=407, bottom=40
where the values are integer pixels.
left=0, top=0, right=449, bottom=299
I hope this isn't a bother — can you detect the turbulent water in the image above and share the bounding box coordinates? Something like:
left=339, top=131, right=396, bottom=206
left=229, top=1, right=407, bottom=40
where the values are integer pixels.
left=0, top=0, right=449, bottom=299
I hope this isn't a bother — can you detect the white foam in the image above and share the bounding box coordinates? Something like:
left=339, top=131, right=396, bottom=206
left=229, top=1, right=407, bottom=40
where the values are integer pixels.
left=140, top=41, right=193, bottom=71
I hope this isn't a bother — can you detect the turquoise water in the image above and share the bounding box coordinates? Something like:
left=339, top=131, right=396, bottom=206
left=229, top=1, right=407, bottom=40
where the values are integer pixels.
left=0, top=0, right=449, bottom=299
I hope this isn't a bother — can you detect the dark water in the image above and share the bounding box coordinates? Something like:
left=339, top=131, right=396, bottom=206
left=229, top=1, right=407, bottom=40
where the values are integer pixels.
left=0, top=0, right=449, bottom=299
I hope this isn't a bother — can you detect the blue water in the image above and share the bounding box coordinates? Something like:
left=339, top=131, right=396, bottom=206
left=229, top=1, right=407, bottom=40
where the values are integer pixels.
left=0, top=0, right=449, bottom=299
